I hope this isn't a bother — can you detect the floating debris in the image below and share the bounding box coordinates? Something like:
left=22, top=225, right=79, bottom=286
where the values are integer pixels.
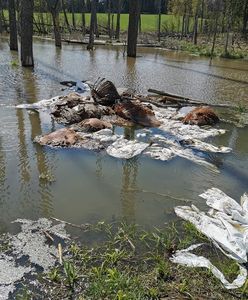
left=18, top=80, right=232, bottom=170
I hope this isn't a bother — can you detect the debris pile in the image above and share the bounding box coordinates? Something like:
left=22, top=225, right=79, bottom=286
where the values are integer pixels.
left=18, top=79, right=233, bottom=171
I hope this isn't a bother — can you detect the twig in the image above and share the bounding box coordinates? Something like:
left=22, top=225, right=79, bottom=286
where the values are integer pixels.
left=42, top=230, right=55, bottom=242
left=127, top=188, right=192, bottom=203
left=51, top=217, right=91, bottom=231
left=148, top=88, right=236, bottom=109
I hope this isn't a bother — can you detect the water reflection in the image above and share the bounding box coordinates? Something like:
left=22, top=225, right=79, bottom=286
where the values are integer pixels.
left=124, top=57, right=138, bottom=92
left=0, top=37, right=248, bottom=232
left=95, top=153, right=103, bottom=179
left=120, top=157, right=139, bottom=223
left=16, top=108, right=31, bottom=184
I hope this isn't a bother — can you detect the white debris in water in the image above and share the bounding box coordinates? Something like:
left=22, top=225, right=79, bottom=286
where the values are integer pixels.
left=84, top=106, right=230, bottom=168
left=144, top=144, right=175, bottom=161
left=24, top=94, right=232, bottom=169
left=136, top=105, right=231, bottom=170
left=107, top=139, right=149, bottom=159
left=74, top=81, right=90, bottom=93
left=182, top=139, right=231, bottom=153
left=16, top=96, right=61, bottom=110
left=172, top=188, right=248, bottom=289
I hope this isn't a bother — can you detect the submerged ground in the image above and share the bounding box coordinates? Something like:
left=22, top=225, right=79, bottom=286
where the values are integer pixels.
left=0, top=37, right=248, bottom=233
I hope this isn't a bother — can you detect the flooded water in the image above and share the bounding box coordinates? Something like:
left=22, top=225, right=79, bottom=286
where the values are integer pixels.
left=0, top=36, right=248, bottom=234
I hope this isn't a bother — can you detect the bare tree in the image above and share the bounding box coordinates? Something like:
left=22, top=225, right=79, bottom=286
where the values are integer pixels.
left=107, top=0, right=111, bottom=38
left=46, top=0, right=62, bottom=47
left=81, top=0, right=86, bottom=34
left=71, top=0, right=76, bottom=28
left=157, top=0, right=162, bottom=43
left=243, top=0, right=248, bottom=36
left=61, top=0, right=71, bottom=33
left=193, top=0, right=201, bottom=45
left=115, top=0, right=122, bottom=40
left=127, top=0, right=141, bottom=57
left=20, top=0, right=34, bottom=66
left=0, top=0, right=3, bottom=33
left=9, top=0, right=18, bottom=50
left=87, top=0, right=97, bottom=50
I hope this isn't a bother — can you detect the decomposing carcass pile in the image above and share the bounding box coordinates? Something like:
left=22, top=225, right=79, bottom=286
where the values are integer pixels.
left=18, top=79, right=233, bottom=171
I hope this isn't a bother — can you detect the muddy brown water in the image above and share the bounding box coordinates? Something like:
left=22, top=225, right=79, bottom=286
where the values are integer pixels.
left=0, top=37, right=248, bottom=234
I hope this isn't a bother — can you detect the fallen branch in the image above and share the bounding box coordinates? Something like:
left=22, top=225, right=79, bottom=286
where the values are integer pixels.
left=148, top=89, right=236, bottom=109
left=127, top=96, right=180, bottom=109
left=42, top=230, right=55, bottom=242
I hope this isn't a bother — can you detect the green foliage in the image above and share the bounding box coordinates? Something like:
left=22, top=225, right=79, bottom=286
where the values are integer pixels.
left=48, top=267, right=61, bottom=283
left=63, top=260, right=79, bottom=289
left=87, top=267, right=145, bottom=300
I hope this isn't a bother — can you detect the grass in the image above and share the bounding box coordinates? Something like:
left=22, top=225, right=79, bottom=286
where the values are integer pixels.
left=161, top=37, right=248, bottom=59
left=15, top=220, right=247, bottom=299
left=38, top=13, right=184, bottom=33
left=2, top=11, right=190, bottom=33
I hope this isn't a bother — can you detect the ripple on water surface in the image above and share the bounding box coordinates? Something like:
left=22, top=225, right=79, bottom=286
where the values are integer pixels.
left=0, top=37, right=248, bottom=233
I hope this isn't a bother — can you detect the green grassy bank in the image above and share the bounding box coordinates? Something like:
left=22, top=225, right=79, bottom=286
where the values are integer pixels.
left=16, top=221, right=248, bottom=300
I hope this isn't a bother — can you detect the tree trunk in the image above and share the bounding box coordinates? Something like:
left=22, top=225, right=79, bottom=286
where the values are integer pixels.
left=200, top=0, right=204, bottom=33
left=157, top=0, right=161, bottom=43
left=94, top=0, right=99, bottom=38
left=193, top=1, right=200, bottom=45
left=115, top=0, right=121, bottom=40
left=52, top=11, right=61, bottom=47
left=9, top=0, right=18, bottom=51
left=224, top=14, right=231, bottom=56
left=243, top=0, right=248, bottom=36
left=127, top=0, right=140, bottom=57
left=39, top=0, right=46, bottom=34
left=0, top=0, right=3, bottom=33
left=193, top=13, right=198, bottom=45
left=111, top=13, right=114, bottom=39
left=181, top=13, right=186, bottom=39
left=210, top=14, right=218, bottom=63
left=62, top=0, right=71, bottom=33
left=20, top=0, right=34, bottom=67
left=87, top=0, right=96, bottom=50
left=72, top=0, right=76, bottom=28
left=107, top=0, right=111, bottom=38
left=81, top=0, right=86, bottom=34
